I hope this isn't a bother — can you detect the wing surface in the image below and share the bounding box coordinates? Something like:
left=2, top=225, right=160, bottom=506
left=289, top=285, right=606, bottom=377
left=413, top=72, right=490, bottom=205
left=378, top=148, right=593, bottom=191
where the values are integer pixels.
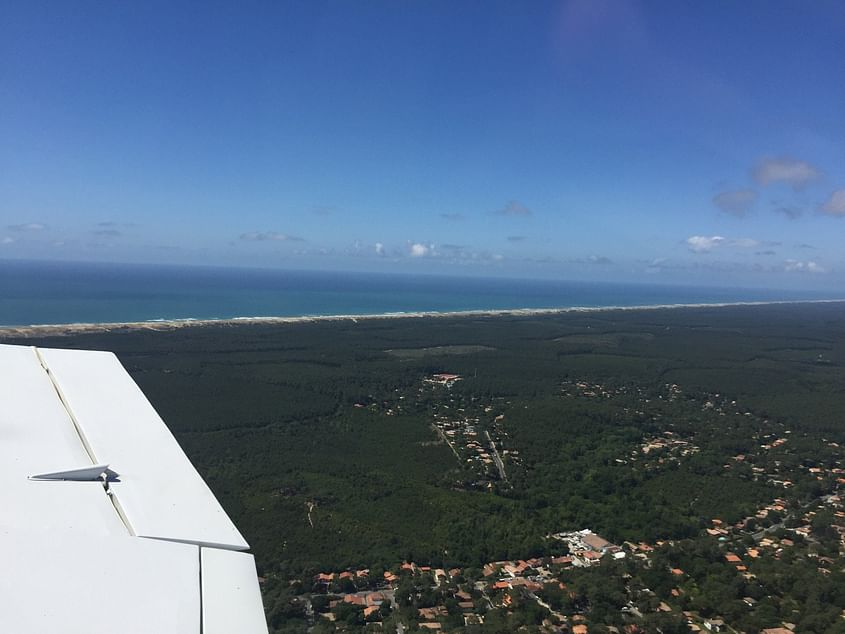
left=0, top=343, right=267, bottom=634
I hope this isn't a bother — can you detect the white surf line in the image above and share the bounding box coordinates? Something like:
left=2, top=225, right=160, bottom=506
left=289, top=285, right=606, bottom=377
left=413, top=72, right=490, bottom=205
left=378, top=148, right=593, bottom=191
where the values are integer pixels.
left=3, top=298, right=845, bottom=335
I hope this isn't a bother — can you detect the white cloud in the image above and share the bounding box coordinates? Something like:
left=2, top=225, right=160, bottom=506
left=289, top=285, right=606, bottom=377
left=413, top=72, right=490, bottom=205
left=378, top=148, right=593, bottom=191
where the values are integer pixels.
left=374, top=242, right=385, bottom=256
left=415, top=243, right=506, bottom=265
left=239, top=231, right=304, bottom=242
left=497, top=200, right=532, bottom=216
left=822, top=189, right=845, bottom=216
left=752, top=157, right=821, bottom=189
left=570, top=255, right=613, bottom=265
left=784, top=259, right=825, bottom=273
left=1, top=236, right=15, bottom=244
left=7, top=222, right=46, bottom=231
left=686, top=236, right=768, bottom=253
left=409, top=242, right=431, bottom=257
left=712, top=189, right=757, bottom=216
left=686, top=235, right=726, bottom=253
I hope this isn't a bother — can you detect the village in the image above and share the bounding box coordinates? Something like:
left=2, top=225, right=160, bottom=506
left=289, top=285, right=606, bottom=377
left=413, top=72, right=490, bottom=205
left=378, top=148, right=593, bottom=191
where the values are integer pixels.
left=284, top=473, right=845, bottom=634
left=302, top=527, right=635, bottom=632
left=423, top=373, right=520, bottom=488
left=279, top=374, right=845, bottom=632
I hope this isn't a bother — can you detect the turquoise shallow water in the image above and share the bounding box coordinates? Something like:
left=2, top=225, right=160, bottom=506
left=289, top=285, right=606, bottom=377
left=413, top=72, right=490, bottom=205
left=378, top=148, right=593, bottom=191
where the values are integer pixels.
left=0, top=259, right=841, bottom=326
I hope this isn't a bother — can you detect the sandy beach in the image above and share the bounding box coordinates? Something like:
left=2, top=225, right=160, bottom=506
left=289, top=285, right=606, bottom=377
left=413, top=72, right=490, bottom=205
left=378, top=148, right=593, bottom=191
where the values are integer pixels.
left=1, top=298, right=843, bottom=339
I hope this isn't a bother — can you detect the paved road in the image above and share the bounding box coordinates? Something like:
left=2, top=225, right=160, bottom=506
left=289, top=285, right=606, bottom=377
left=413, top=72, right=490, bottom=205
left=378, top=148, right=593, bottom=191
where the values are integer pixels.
left=433, top=424, right=462, bottom=463
left=485, top=430, right=508, bottom=482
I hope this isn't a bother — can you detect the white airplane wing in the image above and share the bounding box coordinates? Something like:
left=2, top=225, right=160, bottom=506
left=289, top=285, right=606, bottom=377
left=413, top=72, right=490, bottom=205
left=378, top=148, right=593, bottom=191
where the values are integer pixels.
left=0, top=343, right=268, bottom=634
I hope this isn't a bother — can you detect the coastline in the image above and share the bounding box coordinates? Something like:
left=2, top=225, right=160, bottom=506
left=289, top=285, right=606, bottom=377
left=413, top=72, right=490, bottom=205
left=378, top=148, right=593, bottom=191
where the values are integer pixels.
left=1, top=298, right=843, bottom=339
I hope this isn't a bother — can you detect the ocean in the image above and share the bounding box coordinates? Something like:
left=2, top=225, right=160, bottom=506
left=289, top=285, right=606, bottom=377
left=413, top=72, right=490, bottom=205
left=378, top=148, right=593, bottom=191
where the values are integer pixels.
left=0, top=259, right=840, bottom=327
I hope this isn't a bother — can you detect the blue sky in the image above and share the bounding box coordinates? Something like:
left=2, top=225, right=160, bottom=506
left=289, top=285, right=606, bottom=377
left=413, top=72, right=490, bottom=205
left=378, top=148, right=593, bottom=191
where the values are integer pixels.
left=1, top=1, right=844, bottom=288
